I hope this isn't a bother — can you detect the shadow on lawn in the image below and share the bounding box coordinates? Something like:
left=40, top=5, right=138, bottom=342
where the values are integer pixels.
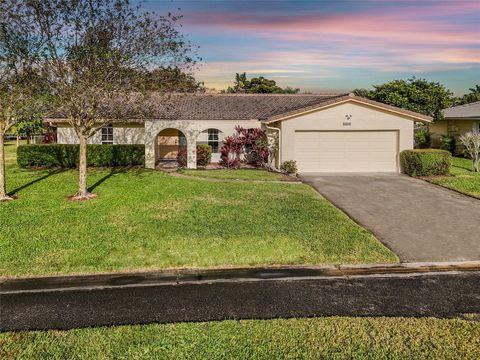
left=8, top=168, right=67, bottom=196
left=87, top=166, right=145, bottom=192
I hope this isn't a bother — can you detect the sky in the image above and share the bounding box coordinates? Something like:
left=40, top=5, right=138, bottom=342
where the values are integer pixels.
left=143, top=0, right=480, bottom=95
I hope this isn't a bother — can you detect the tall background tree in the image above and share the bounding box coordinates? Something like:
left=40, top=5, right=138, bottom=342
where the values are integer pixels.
left=6, top=0, right=198, bottom=200
left=354, top=77, right=453, bottom=121
left=455, top=85, right=480, bottom=105
left=224, top=72, right=300, bottom=94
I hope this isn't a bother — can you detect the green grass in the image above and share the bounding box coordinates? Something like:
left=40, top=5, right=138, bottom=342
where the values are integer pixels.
left=0, top=142, right=397, bottom=277
left=427, top=157, right=480, bottom=198
left=179, top=168, right=292, bottom=181
left=1, top=317, right=479, bottom=359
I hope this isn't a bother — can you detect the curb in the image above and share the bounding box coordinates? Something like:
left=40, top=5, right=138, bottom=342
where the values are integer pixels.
left=2, top=261, right=480, bottom=294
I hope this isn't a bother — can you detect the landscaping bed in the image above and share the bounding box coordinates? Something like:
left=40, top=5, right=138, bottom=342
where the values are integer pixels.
left=0, top=142, right=397, bottom=277
left=1, top=317, right=479, bottom=359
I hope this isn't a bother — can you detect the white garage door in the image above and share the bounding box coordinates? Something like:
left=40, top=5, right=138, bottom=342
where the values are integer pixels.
left=294, top=131, right=398, bottom=172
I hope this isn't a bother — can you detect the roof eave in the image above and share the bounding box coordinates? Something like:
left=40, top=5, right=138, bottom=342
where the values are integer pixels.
left=262, top=95, right=432, bottom=123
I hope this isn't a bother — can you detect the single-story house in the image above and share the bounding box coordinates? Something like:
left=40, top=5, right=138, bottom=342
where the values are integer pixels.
left=45, top=93, right=432, bottom=173
left=430, top=101, right=480, bottom=147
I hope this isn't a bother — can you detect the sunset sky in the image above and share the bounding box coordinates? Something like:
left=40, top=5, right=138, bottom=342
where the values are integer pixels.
left=145, top=0, right=480, bottom=95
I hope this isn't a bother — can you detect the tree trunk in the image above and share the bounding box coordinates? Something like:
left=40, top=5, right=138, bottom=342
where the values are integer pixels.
left=474, top=158, right=479, bottom=173
left=0, top=134, right=12, bottom=201
left=16, top=135, right=20, bottom=147
left=77, top=134, right=89, bottom=197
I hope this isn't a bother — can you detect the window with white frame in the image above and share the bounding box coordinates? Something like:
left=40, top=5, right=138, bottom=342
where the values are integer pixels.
left=475, top=121, right=480, bottom=132
left=244, top=128, right=255, bottom=154
left=208, top=129, right=219, bottom=153
left=101, top=124, right=114, bottom=144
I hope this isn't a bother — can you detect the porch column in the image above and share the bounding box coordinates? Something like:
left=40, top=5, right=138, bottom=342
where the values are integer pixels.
left=186, top=135, right=197, bottom=169
left=144, top=121, right=156, bottom=169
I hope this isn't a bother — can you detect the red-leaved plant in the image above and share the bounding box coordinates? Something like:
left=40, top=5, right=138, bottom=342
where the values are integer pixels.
left=220, top=126, right=270, bottom=168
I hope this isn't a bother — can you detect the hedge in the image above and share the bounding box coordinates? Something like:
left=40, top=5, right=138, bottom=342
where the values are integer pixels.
left=400, top=149, right=451, bottom=176
left=17, top=144, right=145, bottom=168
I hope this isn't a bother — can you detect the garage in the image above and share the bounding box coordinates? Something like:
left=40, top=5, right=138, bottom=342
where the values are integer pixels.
left=294, top=131, right=398, bottom=172
left=266, top=94, right=432, bottom=173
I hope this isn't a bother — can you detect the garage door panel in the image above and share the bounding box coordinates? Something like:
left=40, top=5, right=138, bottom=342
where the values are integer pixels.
left=294, top=131, right=398, bottom=172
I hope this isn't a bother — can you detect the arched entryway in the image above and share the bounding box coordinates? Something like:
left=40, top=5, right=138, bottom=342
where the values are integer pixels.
left=156, top=128, right=187, bottom=164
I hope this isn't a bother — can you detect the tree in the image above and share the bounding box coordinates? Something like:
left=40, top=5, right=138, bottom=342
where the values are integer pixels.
left=11, top=114, right=44, bottom=144
left=225, top=72, right=300, bottom=94
left=353, top=77, right=453, bottom=121
left=123, top=66, right=204, bottom=93
left=455, top=85, right=480, bottom=105
left=0, top=3, right=48, bottom=201
left=6, top=0, right=197, bottom=200
left=459, top=131, right=480, bottom=172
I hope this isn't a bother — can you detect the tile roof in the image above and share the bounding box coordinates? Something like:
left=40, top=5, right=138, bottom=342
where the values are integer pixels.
left=443, top=101, right=480, bottom=119
left=46, top=93, right=432, bottom=122
left=144, top=93, right=346, bottom=121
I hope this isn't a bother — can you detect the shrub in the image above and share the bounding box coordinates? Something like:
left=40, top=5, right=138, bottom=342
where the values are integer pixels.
left=176, top=145, right=212, bottom=167
left=197, top=144, right=212, bottom=166
left=439, top=134, right=456, bottom=154
left=220, top=126, right=272, bottom=168
left=177, top=148, right=188, bottom=167
left=17, top=144, right=145, bottom=168
left=280, top=160, right=298, bottom=175
left=400, top=149, right=450, bottom=176
left=414, top=128, right=431, bottom=149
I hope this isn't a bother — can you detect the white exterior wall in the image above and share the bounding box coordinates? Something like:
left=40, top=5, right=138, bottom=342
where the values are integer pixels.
left=57, top=124, right=145, bottom=145
left=144, top=119, right=261, bottom=168
left=278, top=101, right=415, bottom=172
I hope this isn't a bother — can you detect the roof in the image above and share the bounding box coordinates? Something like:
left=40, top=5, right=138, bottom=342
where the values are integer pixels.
left=45, top=93, right=432, bottom=123
left=443, top=101, right=480, bottom=120
left=263, top=93, right=432, bottom=123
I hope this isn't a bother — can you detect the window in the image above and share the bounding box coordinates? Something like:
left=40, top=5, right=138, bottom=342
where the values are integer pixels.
left=475, top=122, right=480, bottom=133
left=101, top=124, right=114, bottom=144
left=208, top=129, right=219, bottom=153
left=244, top=128, right=254, bottom=154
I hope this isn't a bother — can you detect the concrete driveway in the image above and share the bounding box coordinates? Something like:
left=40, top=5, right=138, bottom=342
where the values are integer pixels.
left=300, top=173, right=480, bottom=262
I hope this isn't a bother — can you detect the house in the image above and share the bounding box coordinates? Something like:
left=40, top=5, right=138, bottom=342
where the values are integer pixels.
left=46, top=93, right=432, bottom=173
left=430, top=101, right=480, bottom=148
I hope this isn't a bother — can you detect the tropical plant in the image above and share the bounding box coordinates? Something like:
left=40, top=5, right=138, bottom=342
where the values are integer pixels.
left=459, top=131, right=480, bottom=172
left=414, top=127, right=431, bottom=149
left=219, top=126, right=272, bottom=168
left=455, top=85, right=480, bottom=105
left=439, top=134, right=456, bottom=154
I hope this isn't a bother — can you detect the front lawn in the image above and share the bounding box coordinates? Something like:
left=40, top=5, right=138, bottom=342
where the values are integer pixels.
left=1, top=317, right=479, bottom=359
left=427, top=157, right=480, bottom=198
left=0, top=142, right=397, bottom=277
left=179, top=168, right=293, bottom=181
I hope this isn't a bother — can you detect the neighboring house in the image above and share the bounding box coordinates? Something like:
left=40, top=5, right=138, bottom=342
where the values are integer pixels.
left=45, top=93, right=431, bottom=173
left=430, top=101, right=480, bottom=148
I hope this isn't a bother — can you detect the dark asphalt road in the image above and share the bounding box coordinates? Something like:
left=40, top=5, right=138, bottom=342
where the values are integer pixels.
left=2, top=270, right=479, bottom=331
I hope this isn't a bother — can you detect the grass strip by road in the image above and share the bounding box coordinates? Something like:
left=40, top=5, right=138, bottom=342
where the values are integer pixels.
left=1, top=317, right=479, bottom=359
